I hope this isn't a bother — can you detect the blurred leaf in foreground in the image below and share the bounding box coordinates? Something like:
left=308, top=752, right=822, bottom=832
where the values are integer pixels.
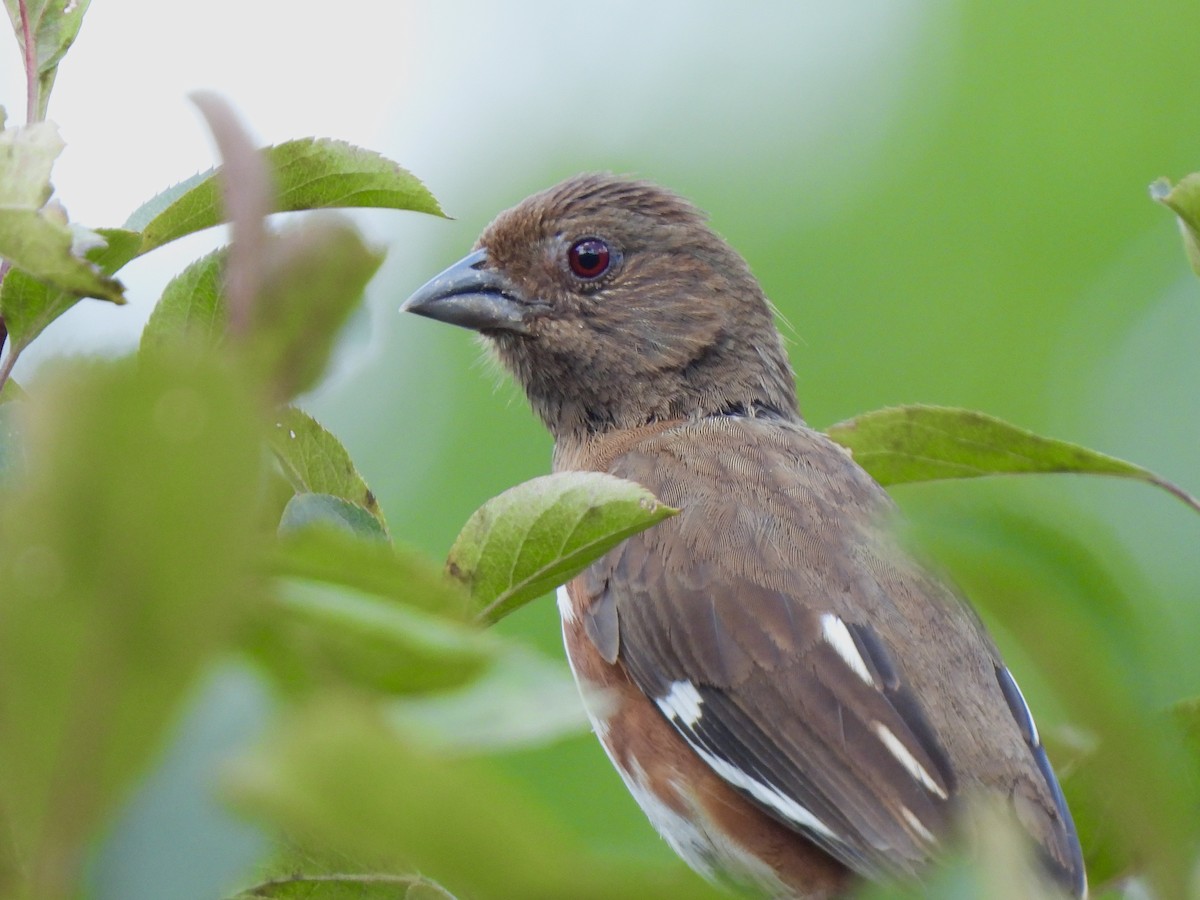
left=0, top=350, right=262, bottom=897
left=249, top=580, right=493, bottom=698
left=269, top=525, right=468, bottom=618
left=227, top=700, right=724, bottom=900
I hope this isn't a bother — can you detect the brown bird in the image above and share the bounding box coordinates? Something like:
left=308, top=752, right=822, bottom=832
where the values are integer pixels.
left=403, top=174, right=1085, bottom=899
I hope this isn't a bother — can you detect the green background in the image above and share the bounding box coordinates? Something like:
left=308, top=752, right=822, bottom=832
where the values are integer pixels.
left=67, top=3, right=1200, bottom=896
left=300, top=1, right=1200, bottom=872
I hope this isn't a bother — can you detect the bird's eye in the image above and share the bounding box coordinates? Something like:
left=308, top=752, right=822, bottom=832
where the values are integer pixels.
left=567, top=238, right=611, bottom=279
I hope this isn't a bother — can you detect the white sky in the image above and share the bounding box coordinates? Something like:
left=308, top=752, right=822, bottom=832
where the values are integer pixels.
left=1, top=2, right=942, bottom=374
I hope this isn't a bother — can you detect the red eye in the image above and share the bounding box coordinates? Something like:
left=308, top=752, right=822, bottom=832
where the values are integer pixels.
left=568, top=238, right=611, bottom=279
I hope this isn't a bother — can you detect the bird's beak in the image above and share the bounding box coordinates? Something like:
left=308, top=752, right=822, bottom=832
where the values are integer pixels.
left=401, top=248, right=534, bottom=335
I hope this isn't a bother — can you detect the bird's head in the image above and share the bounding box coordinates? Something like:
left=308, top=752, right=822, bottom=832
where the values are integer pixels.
left=403, top=173, right=799, bottom=439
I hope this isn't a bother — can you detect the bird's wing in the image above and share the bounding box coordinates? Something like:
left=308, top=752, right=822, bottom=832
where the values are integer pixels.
left=582, top=417, right=1050, bottom=880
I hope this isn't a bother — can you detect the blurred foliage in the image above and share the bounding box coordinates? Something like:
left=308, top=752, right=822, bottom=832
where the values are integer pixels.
left=2, top=2, right=1200, bottom=900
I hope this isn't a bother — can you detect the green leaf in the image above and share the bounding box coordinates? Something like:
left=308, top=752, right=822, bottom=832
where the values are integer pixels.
left=269, top=406, right=386, bottom=531
left=0, top=351, right=262, bottom=897
left=269, top=523, right=465, bottom=618
left=0, top=120, right=124, bottom=311
left=280, top=493, right=387, bottom=541
left=446, top=472, right=678, bottom=625
left=241, top=214, right=384, bottom=402
left=1150, top=174, right=1200, bottom=277
left=90, top=226, right=142, bottom=273
left=0, top=396, right=20, bottom=481
left=234, top=873, right=457, bottom=900
left=825, top=405, right=1200, bottom=514
left=227, top=702, right=724, bottom=900
left=129, top=139, right=445, bottom=255
left=387, top=644, right=589, bottom=751
left=3, top=0, right=91, bottom=119
left=0, top=227, right=140, bottom=354
left=0, top=374, right=23, bottom=402
left=249, top=581, right=493, bottom=697
left=139, top=248, right=227, bottom=353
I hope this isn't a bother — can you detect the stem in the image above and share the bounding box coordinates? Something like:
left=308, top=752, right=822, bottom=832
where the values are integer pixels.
left=18, top=0, right=39, bottom=123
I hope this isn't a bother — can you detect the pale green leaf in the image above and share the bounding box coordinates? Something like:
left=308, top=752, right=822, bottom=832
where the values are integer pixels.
left=250, top=581, right=493, bottom=697
left=0, top=227, right=139, bottom=352
left=280, top=493, right=386, bottom=541
left=0, top=396, right=20, bottom=481
left=268, top=406, right=386, bottom=531
left=1151, top=174, right=1200, bottom=277
left=447, top=472, right=678, bottom=625
left=387, top=644, right=589, bottom=751
left=0, top=121, right=124, bottom=310
left=0, top=351, right=262, bottom=895
left=227, top=702, right=723, bottom=900
left=825, top=405, right=1200, bottom=514
left=268, top=525, right=467, bottom=618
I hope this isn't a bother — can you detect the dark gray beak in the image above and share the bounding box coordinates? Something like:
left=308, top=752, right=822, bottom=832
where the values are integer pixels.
left=401, top=248, right=535, bottom=334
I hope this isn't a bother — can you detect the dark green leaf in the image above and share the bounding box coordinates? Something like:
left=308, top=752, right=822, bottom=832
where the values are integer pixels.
left=3, top=0, right=91, bottom=119
left=0, top=121, right=124, bottom=309
left=280, top=493, right=387, bottom=541
left=1150, top=174, right=1200, bottom=276
left=0, top=351, right=262, bottom=896
left=269, top=406, right=386, bottom=531
left=139, top=249, right=227, bottom=353
left=130, top=139, right=445, bottom=255
left=446, top=472, right=677, bottom=625
left=825, top=405, right=1200, bottom=513
left=269, top=524, right=466, bottom=618
left=241, top=215, right=384, bottom=402
left=250, top=581, right=493, bottom=696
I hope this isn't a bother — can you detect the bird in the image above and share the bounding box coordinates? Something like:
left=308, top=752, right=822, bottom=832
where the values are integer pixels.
left=402, top=173, right=1086, bottom=899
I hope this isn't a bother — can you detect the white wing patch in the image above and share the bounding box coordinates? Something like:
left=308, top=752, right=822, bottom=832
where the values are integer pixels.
left=900, top=805, right=937, bottom=844
left=819, top=612, right=875, bottom=686
left=872, top=722, right=948, bottom=800
left=690, top=741, right=840, bottom=841
left=656, top=680, right=705, bottom=727
left=556, top=584, right=576, bottom=624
